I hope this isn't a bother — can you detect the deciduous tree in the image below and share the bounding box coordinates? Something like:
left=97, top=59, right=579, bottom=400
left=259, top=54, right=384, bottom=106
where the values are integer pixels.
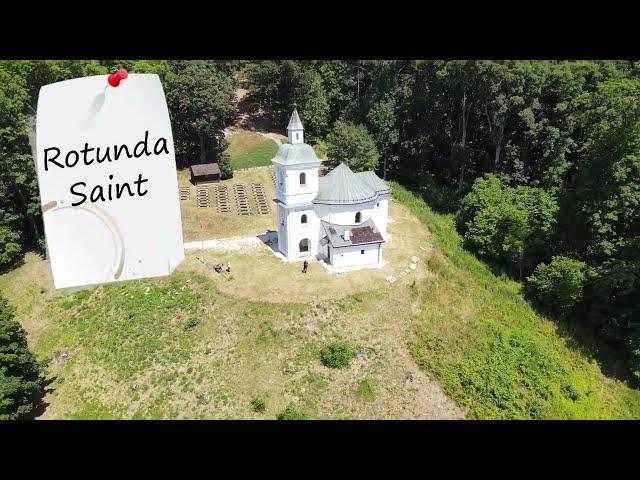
left=326, top=120, right=379, bottom=172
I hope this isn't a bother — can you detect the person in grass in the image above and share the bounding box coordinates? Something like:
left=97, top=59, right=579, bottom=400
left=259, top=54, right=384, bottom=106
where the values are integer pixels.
left=302, top=260, right=309, bottom=274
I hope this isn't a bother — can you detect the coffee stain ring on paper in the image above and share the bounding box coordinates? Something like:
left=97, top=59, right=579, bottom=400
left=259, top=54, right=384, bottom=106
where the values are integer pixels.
left=42, top=201, right=126, bottom=281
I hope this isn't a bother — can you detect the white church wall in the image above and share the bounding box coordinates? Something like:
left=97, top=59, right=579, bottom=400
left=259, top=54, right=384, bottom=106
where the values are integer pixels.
left=277, top=204, right=289, bottom=257
left=287, top=207, right=319, bottom=258
left=276, top=164, right=319, bottom=205
left=331, top=243, right=381, bottom=269
left=315, top=200, right=377, bottom=227
left=372, top=194, right=390, bottom=238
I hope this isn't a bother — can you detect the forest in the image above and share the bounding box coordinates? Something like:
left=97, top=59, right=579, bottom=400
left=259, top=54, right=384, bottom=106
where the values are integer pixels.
left=0, top=60, right=638, bottom=404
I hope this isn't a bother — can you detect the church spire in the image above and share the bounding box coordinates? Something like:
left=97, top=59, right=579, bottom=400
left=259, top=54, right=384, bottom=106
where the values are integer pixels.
left=287, top=104, right=304, bottom=144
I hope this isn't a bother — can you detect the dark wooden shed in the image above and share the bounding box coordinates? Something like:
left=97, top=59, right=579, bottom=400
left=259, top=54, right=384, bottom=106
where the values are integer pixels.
left=190, top=163, right=221, bottom=185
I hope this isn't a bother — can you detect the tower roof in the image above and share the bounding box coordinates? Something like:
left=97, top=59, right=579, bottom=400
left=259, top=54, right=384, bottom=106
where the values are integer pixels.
left=314, top=163, right=378, bottom=205
left=287, top=108, right=304, bottom=131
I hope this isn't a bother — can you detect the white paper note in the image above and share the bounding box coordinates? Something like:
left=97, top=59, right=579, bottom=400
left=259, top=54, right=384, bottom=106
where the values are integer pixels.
left=36, top=74, right=185, bottom=289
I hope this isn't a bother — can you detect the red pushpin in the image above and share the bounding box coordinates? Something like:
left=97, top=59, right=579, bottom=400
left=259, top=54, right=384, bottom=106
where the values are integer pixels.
left=107, top=73, right=120, bottom=87
left=107, top=68, right=128, bottom=87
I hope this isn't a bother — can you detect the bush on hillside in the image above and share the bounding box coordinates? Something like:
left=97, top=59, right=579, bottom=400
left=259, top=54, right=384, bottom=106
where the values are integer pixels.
left=276, top=404, right=307, bottom=420
left=527, top=256, right=587, bottom=315
left=319, top=341, right=356, bottom=369
left=251, top=396, right=267, bottom=413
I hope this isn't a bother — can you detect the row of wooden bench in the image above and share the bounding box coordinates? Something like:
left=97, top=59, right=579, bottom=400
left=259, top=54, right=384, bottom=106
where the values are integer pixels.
left=178, top=184, right=270, bottom=215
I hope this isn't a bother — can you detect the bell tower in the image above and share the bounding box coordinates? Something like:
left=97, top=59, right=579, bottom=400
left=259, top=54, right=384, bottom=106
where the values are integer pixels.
left=271, top=106, right=321, bottom=259
left=287, top=104, right=304, bottom=144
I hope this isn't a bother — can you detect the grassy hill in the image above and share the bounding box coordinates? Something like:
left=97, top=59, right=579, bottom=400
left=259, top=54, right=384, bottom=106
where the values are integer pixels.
left=224, top=129, right=327, bottom=171
left=1, top=180, right=638, bottom=419
left=225, top=130, right=280, bottom=170
left=393, top=183, right=640, bottom=419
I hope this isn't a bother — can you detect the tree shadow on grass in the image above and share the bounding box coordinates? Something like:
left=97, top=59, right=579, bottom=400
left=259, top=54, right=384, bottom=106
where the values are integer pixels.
left=522, top=288, right=636, bottom=387
left=399, top=172, right=463, bottom=215
left=23, top=375, right=56, bottom=420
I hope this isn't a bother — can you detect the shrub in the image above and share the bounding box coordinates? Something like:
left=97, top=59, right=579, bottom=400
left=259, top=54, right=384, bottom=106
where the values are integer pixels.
left=276, top=404, right=307, bottom=420
left=0, top=296, right=46, bottom=419
left=218, top=152, right=233, bottom=179
left=319, top=341, right=356, bottom=369
left=562, top=384, right=580, bottom=401
left=527, top=256, right=587, bottom=315
left=184, top=316, right=201, bottom=330
left=527, top=400, right=546, bottom=419
left=251, top=396, right=267, bottom=413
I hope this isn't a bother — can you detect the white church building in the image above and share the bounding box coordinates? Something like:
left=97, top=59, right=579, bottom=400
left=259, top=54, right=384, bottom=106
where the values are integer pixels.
left=272, top=108, right=391, bottom=269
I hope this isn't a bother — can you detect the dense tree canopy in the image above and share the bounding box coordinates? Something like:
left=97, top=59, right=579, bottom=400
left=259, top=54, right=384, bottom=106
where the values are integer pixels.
left=457, top=175, right=558, bottom=277
left=0, top=296, right=45, bottom=419
left=0, top=64, right=40, bottom=269
left=325, top=120, right=379, bottom=172
left=165, top=60, right=235, bottom=168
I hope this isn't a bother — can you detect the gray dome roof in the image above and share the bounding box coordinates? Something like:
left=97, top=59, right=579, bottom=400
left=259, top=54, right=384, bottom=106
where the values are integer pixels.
left=355, top=171, right=391, bottom=195
left=271, top=143, right=321, bottom=166
left=314, top=163, right=378, bottom=205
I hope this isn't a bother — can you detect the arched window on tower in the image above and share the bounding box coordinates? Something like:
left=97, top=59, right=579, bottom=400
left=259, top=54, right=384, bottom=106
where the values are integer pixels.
left=300, top=172, right=306, bottom=186
left=301, top=214, right=308, bottom=224
left=355, top=211, right=362, bottom=223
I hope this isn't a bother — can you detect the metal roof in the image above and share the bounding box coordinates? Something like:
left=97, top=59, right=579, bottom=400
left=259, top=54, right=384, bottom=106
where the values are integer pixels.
left=314, top=163, right=378, bottom=205
left=355, top=171, right=391, bottom=195
left=287, top=108, right=304, bottom=131
left=321, top=218, right=385, bottom=248
left=190, top=163, right=220, bottom=176
left=271, top=143, right=321, bottom=166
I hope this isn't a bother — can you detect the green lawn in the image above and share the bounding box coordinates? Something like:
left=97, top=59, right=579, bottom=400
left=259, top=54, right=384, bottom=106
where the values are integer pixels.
left=392, top=183, right=640, bottom=419
left=229, top=139, right=279, bottom=170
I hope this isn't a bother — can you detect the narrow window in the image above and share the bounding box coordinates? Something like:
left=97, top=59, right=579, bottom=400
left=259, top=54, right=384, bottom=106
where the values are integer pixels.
left=301, top=214, right=307, bottom=224
left=361, top=249, right=365, bottom=255
left=296, top=132, right=300, bottom=140
left=300, top=172, right=306, bottom=186
left=355, top=211, right=361, bottom=223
